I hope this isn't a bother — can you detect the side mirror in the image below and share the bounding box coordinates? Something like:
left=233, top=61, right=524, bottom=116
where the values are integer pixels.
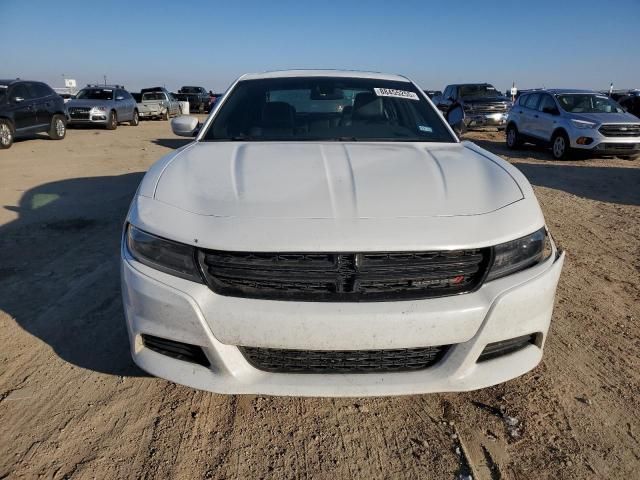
left=447, top=105, right=465, bottom=136
left=446, top=96, right=455, bottom=102
left=171, top=115, right=200, bottom=137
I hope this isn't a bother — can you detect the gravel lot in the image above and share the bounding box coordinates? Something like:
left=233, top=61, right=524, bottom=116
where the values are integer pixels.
left=1, top=121, right=638, bottom=479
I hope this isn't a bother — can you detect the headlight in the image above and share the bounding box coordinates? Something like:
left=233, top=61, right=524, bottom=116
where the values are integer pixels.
left=91, top=106, right=107, bottom=112
left=125, top=225, right=202, bottom=282
left=486, top=228, right=552, bottom=281
left=570, top=119, right=597, bottom=129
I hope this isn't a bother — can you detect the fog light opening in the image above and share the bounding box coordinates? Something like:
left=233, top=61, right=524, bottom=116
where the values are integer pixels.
left=477, top=333, right=540, bottom=362
left=576, top=137, right=593, bottom=145
left=141, top=334, right=210, bottom=367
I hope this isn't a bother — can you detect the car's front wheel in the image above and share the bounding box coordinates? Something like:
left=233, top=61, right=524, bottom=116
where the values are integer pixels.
left=0, top=119, right=15, bottom=149
left=551, top=131, right=571, bottom=160
left=130, top=109, right=139, bottom=126
left=506, top=124, right=522, bottom=149
left=106, top=110, right=118, bottom=130
left=162, top=110, right=170, bottom=121
left=48, top=114, right=66, bottom=140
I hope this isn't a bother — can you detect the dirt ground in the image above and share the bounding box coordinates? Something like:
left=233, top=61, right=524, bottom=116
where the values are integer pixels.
left=1, top=121, right=638, bottom=480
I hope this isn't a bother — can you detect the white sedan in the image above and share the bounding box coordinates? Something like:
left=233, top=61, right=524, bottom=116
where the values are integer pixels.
left=121, top=70, right=564, bottom=397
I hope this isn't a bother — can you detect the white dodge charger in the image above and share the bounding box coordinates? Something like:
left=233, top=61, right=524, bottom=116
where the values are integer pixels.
left=121, top=70, right=564, bottom=397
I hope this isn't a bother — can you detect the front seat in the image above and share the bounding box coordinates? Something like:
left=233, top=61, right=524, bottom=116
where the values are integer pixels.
left=351, top=93, right=385, bottom=124
left=260, top=101, right=296, bottom=136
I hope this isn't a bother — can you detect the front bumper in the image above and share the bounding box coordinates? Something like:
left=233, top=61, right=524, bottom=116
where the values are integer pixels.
left=568, top=126, right=640, bottom=154
left=464, top=112, right=508, bottom=129
left=68, top=115, right=109, bottom=125
left=121, top=241, right=565, bottom=397
left=139, top=110, right=163, bottom=118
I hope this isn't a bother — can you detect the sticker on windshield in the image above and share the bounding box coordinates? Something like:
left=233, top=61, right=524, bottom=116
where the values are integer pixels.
left=374, top=88, right=419, bottom=101
left=418, top=125, right=433, bottom=133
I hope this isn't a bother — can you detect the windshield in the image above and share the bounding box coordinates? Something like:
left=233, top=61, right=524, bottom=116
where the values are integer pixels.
left=181, top=87, right=200, bottom=94
left=557, top=94, right=624, bottom=113
left=142, top=92, right=165, bottom=101
left=0, top=85, right=7, bottom=101
left=76, top=88, right=113, bottom=100
left=459, top=84, right=502, bottom=99
left=203, top=77, right=455, bottom=142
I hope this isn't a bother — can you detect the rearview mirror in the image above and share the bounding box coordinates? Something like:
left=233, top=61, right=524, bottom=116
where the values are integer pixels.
left=116, top=96, right=124, bottom=101
left=171, top=115, right=200, bottom=137
left=13, top=96, right=24, bottom=103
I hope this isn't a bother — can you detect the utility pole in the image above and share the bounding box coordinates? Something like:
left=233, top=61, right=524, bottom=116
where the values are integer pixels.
left=104, top=75, right=107, bottom=86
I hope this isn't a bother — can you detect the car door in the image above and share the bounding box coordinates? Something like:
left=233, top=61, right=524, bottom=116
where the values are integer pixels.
left=115, top=89, right=132, bottom=121
left=7, top=83, right=39, bottom=131
left=31, top=82, right=56, bottom=128
left=535, top=94, right=561, bottom=141
left=519, top=93, right=542, bottom=137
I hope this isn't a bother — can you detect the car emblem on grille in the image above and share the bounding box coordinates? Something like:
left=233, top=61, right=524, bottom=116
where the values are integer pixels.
left=620, top=127, right=628, bottom=131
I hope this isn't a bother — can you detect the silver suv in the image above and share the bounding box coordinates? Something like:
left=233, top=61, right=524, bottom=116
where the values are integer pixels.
left=506, top=89, right=640, bottom=160
left=67, top=84, right=139, bottom=130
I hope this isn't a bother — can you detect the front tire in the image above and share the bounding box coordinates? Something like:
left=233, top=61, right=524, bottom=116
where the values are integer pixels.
left=48, top=114, right=66, bottom=140
left=506, top=124, right=522, bottom=149
left=551, top=131, right=571, bottom=160
left=130, top=109, right=139, bottom=126
left=0, top=118, right=15, bottom=149
left=106, top=110, right=118, bottom=130
left=162, top=109, right=169, bottom=121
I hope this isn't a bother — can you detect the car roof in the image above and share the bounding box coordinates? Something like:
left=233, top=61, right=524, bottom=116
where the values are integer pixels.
left=239, top=69, right=410, bottom=82
left=542, top=88, right=602, bottom=95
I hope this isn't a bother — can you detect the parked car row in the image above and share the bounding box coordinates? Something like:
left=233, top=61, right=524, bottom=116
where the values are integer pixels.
left=0, top=78, right=220, bottom=149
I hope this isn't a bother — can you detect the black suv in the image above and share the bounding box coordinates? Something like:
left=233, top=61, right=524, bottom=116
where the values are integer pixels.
left=435, top=83, right=512, bottom=131
left=0, top=79, right=67, bottom=149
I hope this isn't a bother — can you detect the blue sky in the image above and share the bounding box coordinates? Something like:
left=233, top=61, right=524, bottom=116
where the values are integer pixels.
left=1, top=0, right=638, bottom=93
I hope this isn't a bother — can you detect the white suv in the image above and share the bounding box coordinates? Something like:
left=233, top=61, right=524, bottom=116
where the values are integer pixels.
left=506, top=89, right=640, bottom=160
left=121, top=70, right=564, bottom=397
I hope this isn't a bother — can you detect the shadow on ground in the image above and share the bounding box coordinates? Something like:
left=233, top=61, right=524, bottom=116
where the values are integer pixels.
left=514, top=162, right=640, bottom=206
left=0, top=173, right=147, bottom=376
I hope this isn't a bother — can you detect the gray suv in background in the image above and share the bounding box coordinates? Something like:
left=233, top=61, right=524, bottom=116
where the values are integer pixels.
left=67, top=85, right=139, bottom=129
left=506, top=89, right=640, bottom=160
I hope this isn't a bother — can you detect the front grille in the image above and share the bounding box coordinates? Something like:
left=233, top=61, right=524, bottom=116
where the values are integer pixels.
left=240, top=345, right=449, bottom=373
left=598, top=124, right=640, bottom=137
left=468, top=102, right=509, bottom=114
left=198, top=249, right=490, bottom=302
left=68, top=107, right=90, bottom=120
left=597, top=142, right=639, bottom=151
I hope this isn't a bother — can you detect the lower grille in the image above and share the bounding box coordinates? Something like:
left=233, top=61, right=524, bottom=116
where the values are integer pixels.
left=141, top=334, right=210, bottom=367
left=68, top=107, right=91, bottom=120
left=240, top=345, right=449, bottom=373
left=598, top=124, right=640, bottom=137
left=198, top=249, right=490, bottom=302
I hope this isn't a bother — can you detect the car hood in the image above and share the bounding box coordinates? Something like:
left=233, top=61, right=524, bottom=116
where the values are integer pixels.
left=66, top=99, right=113, bottom=108
left=570, top=112, right=640, bottom=124
left=153, top=142, right=523, bottom=219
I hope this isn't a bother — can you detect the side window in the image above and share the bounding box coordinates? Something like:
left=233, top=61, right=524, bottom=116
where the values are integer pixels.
left=10, top=83, right=32, bottom=101
left=443, top=86, right=451, bottom=99
left=450, top=86, right=458, bottom=100
left=525, top=93, right=541, bottom=110
left=538, top=94, right=557, bottom=113
left=518, top=94, right=528, bottom=106
left=32, top=83, right=53, bottom=98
